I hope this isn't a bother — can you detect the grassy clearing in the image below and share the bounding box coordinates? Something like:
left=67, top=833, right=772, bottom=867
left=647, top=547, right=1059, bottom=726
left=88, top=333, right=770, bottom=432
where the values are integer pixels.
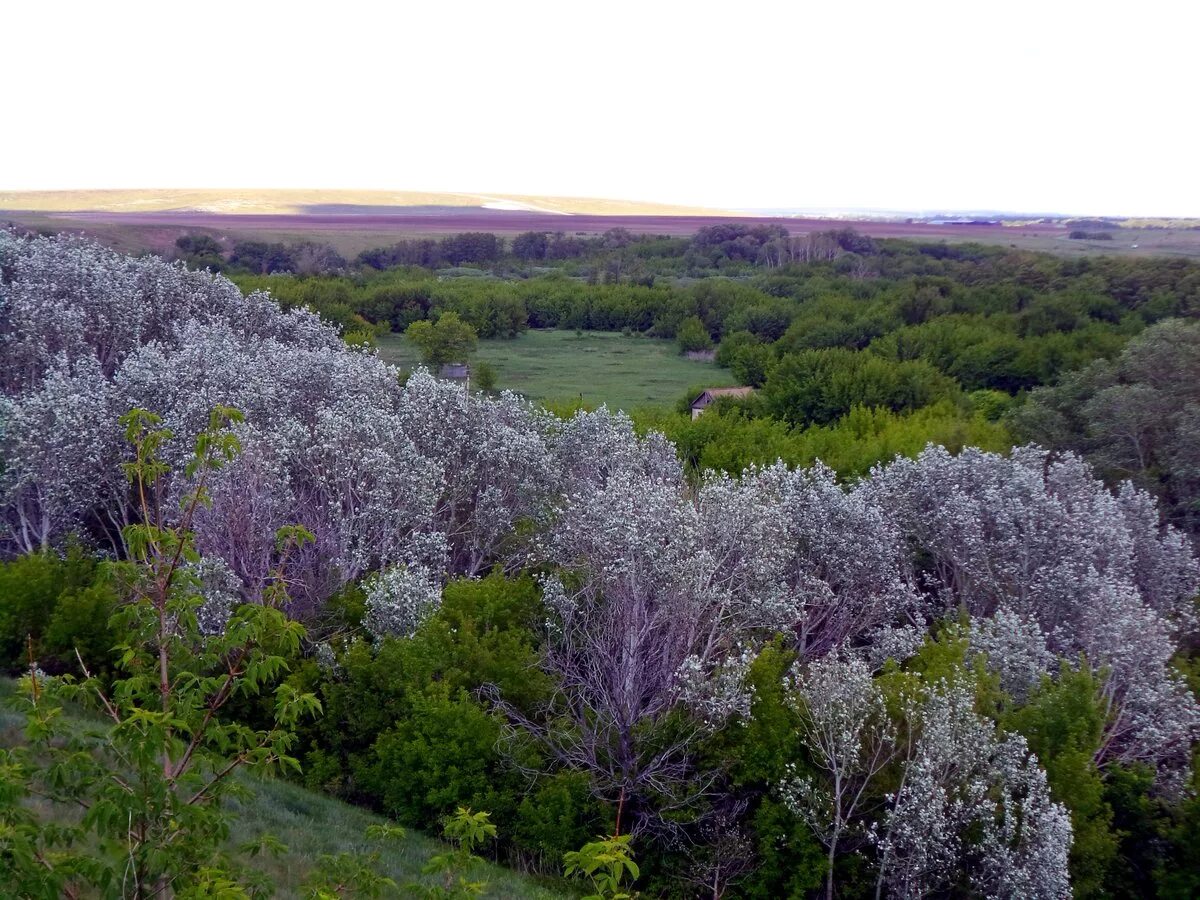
left=0, top=680, right=572, bottom=899
left=378, top=328, right=739, bottom=412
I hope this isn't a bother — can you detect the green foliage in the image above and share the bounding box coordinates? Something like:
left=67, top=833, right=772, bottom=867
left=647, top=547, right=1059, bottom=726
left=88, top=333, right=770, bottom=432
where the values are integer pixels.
left=414, top=808, right=498, bottom=899
left=699, top=640, right=827, bottom=899
left=1158, top=754, right=1200, bottom=900
left=714, top=330, right=759, bottom=367
left=406, top=311, right=479, bottom=367
left=513, top=771, right=609, bottom=866
left=229, top=240, right=298, bottom=275
left=723, top=640, right=802, bottom=784
left=643, top=399, right=1011, bottom=481
left=1012, top=318, right=1200, bottom=535
left=175, top=234, right=225, bottom=271
left=675, top=315, right=713, bottom=353
left=0, top=407, right=321, bottom=897
left=364, top=687, right=517, bottom=829
left=299, top=573, right=596, bottom=871
left=1091, top=756, right=1200, bottom=900
left=744, top=798, right=827, bottom=900
left=1102, top=763, right=1164, bottom=897
left=967, top=388, right=1016, bottom=421
left=0, top=543, right=115, bottom=676
left=563, top=834, right=639, bottom=900
left=18, top=229, right=1200, bottom=895
left=0, top=552, right=61, bottom=667
left=764, top=348, right=958, bottom=425
left=715, top=330, right=772, bottom=386
left=42, top=576, right=119, bottom=678
left=1004, top=666, right=1117, bottom=898
left=473, top=360, right=499, bottom=392
left=342, top=326, right=379, bottom=349
left=513, top=231, right=550, bottom=262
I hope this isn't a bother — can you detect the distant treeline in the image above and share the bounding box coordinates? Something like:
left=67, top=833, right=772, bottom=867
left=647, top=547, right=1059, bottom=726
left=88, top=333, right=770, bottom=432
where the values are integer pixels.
left=172, top=223, right=881, bottom=277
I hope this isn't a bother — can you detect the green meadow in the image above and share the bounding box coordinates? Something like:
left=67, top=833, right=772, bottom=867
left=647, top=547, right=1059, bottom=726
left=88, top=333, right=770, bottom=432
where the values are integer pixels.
left=377, top=328, right=739, bottom=412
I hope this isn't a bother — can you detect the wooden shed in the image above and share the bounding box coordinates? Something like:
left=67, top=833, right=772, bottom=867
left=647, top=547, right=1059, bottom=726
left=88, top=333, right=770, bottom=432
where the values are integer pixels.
left=690, top=386, right=755, bottom=419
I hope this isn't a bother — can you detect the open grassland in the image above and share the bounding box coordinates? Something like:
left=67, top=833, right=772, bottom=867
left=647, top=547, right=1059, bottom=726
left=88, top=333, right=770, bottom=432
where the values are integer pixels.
left=0, top=680, right=571, bottom=899
left=378, top=329, right=739, bottom=412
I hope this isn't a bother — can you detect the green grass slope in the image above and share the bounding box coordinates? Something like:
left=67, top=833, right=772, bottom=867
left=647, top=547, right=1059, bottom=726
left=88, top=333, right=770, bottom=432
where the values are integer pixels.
left=222, top=777, right=572, bottom=898
left=0, top=680, right=571, bottom=898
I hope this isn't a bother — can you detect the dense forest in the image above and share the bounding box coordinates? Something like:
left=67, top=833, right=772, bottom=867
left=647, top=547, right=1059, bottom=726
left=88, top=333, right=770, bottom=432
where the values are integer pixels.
left=2, top=228, right=1199, bottom=898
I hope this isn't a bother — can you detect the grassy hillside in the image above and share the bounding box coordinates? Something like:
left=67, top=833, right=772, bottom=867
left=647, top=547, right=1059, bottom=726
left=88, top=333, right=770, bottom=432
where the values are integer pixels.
left=378, top=329, right=740, bottom=412
left=221, top=778, right=573, bottom=898
left=0, top=679, right=572, bottom=899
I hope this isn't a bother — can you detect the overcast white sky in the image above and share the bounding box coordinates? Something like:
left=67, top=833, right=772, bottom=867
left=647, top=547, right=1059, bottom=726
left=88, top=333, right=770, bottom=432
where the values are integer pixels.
left=4, top=0, right=1197, bottom=215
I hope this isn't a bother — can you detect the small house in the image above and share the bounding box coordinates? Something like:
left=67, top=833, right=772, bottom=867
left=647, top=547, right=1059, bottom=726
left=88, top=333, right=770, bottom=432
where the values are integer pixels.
left=690, top=386, right=754, bottom=420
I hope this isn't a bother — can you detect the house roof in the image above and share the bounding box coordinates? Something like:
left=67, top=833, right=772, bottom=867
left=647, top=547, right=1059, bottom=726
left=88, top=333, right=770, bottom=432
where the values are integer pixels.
left=691, top=386, right=755, bottom=406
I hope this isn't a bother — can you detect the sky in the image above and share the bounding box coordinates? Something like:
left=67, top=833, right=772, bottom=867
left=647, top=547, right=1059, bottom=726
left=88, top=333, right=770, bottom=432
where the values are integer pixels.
left=5, top=0, right=1198, bottom=216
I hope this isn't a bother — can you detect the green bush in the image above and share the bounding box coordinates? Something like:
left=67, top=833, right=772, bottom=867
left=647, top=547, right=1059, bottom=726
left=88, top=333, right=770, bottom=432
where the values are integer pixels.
left=1005, top=667, right=1116, bottom=899
left=513, top=772, right=609, bottom=869
left=43, top=579, right=118, bottom=677
left=0, top=546, right=115, bottom=676
left=301, top=571, right=602, bottom=870
left=714, top=330, right=759, bottom=367
left=646, top=400, right=1011, bottom=481
left=764, top=348, right=957, bottom=425
left=365, top=687, right=521, bottom=827
left=676, top=316, right=714, bottom=353
left=406, top=312, right=478, bottom=366
left=0, top=552, right=64, bottom=670
left=473, top=360, right=499, bottom=392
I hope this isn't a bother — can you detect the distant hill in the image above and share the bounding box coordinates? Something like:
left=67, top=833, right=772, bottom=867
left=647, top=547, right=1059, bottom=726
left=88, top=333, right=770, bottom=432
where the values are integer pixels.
left=0, top=188, right=734, bottom=218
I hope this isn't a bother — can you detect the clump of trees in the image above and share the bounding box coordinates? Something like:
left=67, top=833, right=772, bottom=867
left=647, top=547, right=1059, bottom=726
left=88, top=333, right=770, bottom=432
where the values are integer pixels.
left=1013, top=318, right=1200, bottom=535
left=406, top=311, right=479, bottom=367
left=227, top=239, right=348, bottom=275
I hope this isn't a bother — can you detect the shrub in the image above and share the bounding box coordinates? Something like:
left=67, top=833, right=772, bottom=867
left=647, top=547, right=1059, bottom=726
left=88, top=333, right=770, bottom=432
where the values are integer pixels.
left=764, top=348, right=957, bottom=425
left=676, top=316, right=714, bottom=353
left=473, top=361, right=498, bottom=392
left=0, top=545, right=114, bottom=676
